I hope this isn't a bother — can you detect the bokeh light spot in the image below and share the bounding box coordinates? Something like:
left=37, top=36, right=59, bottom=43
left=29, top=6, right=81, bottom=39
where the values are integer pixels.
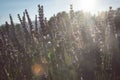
left=32, top=63, right=44, bottom=76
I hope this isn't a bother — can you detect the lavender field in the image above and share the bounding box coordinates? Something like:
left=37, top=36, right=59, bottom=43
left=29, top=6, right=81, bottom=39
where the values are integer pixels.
left=0, top=2, right=120, bottom=80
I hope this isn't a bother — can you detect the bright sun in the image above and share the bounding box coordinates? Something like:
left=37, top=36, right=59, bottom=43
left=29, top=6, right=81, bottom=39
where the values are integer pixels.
left=80, top=0, right=96, bottom=11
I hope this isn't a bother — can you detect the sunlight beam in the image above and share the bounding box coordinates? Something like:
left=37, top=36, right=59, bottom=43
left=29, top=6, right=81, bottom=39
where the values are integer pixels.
left=81, top=0, right=96, bottom=11
left=71, top=0, right=97, bottom=12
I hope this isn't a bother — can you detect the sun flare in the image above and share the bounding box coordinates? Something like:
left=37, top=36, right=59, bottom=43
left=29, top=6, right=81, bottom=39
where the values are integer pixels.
left=80, top=0, right=96, bottom=11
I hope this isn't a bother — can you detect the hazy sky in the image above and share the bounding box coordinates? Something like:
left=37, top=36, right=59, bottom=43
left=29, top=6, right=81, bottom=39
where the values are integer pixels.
left=0, top=0, right=120, bottom=25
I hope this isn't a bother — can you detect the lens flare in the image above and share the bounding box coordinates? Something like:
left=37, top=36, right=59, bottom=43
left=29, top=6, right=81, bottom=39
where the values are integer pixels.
left=32, top=63, right=44, bottom=76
